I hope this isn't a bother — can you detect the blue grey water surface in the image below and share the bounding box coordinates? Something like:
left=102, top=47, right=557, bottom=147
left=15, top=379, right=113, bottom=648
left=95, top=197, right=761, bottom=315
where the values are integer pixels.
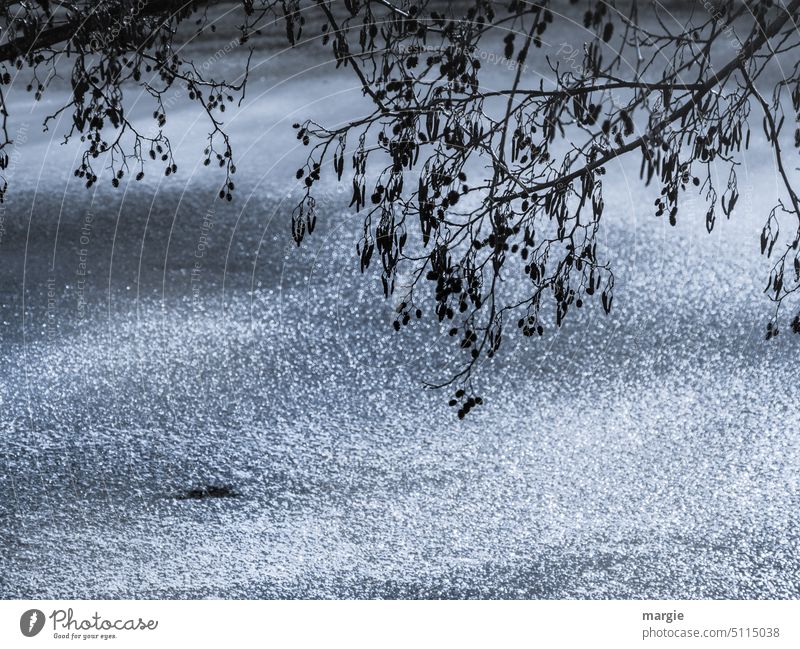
left=0, top=5, right=798, bottom=598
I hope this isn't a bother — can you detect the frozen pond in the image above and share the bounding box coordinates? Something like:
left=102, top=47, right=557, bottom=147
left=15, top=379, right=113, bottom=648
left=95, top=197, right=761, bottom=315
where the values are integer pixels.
left=1, top=6, right=799, bottom=598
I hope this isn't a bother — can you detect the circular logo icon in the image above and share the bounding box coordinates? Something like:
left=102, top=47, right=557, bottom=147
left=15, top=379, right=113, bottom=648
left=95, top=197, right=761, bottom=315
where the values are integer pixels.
left=20, top=609, right=45, bottom=637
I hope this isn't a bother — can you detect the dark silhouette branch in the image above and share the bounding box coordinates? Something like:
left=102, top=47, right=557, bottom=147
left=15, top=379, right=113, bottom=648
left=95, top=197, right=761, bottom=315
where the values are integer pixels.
left=498, top=0, right=800, bottom=203
left=3, top=0, right=800, bottom=409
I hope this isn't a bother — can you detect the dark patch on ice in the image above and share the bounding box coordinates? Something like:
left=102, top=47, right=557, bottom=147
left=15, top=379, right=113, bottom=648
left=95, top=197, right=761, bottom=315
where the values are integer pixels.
left=176, top=485, right=239, bottom=500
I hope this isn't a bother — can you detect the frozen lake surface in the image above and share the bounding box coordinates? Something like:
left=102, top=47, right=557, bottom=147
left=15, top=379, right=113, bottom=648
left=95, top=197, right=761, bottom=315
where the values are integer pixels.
left=1, top=8, right=799, bottom=598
